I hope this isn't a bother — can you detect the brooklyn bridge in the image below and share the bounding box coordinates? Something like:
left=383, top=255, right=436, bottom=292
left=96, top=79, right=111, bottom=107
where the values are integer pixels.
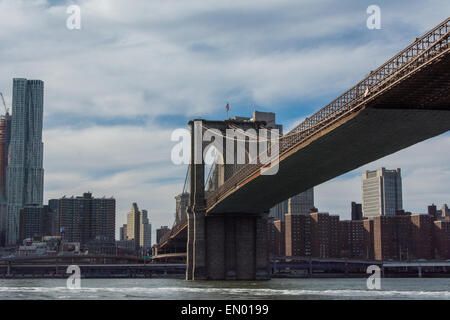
left=156, top=17, right=450, bottom=280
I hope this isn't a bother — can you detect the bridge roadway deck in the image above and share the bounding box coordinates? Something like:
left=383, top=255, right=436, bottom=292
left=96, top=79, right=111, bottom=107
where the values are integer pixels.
left=208, top=107, right=450, bottom=214
left=207, top=52, right=450, bottom=214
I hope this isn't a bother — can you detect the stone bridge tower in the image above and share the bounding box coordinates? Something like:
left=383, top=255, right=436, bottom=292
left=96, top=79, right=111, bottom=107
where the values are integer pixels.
left=186, top=115, right=277, bottom=280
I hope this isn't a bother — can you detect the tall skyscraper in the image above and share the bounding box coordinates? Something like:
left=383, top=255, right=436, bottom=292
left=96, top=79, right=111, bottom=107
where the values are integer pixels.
left=362, top=167, right=402, bottom=219
left=287, top=188, right=314, bottom=215
left=351, top=202, right=363, bottom=221
left=126, top=203, right=151, bottom=251
left=0, top=111, right=11, bottom=246
left=441, top=204, right=449, bottom=218
left=140, top=209, right=152, bottom=250
left=119, top=224, right=127, bottom=241
left=270, top=188, right=314, bottom=221
left=6, top=79, right=44, bottom=245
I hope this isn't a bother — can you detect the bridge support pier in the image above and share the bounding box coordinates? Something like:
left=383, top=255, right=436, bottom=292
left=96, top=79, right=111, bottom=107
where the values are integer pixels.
left=186, top=118, right=270, bottom=280
left=186, top=212, right=270, bottom=280
left=186, top=207, right=194, bottom=279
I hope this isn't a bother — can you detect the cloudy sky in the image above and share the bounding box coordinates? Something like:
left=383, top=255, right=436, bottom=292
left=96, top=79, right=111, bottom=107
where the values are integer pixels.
left=0, top=0, right=449, bottom=240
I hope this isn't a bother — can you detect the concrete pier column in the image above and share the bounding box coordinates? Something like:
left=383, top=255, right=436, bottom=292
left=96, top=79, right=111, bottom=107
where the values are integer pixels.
left=185, top=207, right=194, bottom=280
left=224, top=216, right=237, bottom=279
left=235, top=216, right=256, bottom=280
left=188, top=212, right=271, bottom=280
left=192, top=210, right=207, bottom=280
left=255, top=212, right=270, bottom=280
left=206, top=216, right=225, bottom=280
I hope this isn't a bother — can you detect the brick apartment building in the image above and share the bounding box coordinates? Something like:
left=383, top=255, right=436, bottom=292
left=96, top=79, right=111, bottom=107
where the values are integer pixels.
left=373, top=211, right=436, bottom=261
left=410, top=214, right=434, bottom=260
left=58, top=192, right=115, bottom=248
left=285, top=214, right=311, bottom=257
left=434, top=220, right=450, bottom=259
left=338, top=220, right=366, bottom=259
left=363, top=219, right=374, bottom=260
left=310, top=212, right=339, bottom=258
left=372, top=213, right=411, bottom=261
left=274, top=208, right=450, bottom=261
left=284, top=212, right=339, bottom=259
left=267, top=218, right=285, bottom=257
left=18, top=204, right=54, bottom=242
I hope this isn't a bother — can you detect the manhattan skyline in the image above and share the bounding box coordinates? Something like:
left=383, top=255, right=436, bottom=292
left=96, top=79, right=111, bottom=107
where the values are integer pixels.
left=0, top=1, right=449, bottom=239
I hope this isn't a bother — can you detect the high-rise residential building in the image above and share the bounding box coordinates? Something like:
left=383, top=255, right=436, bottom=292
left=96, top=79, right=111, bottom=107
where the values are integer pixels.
left=310, top=212, right=340, bottom=258
left=362, top=167, right=402, bottom=219
left=126, top=203, right=140, bottom=245
left=267, top=218, right=285, bottom=257
left=441, top=204, right=450, bottom=218
left=0, top=112, right=11, bottom=246
left=287, top=188, right=314, bottom=215
left=372, top=212, right=411, bottom=261
left=58, top=192, right=115, bottom=248
left=119, top=224, right=127, bottom=241
left=434, top=221, right=450, bottom=259
left=0, top=113, right=12, bottom=198
left=363, top=219, right=375, bottom=260
left=126, top=203, right=151, bottom=250
left=270, top=200, right=288, bottom=221
left=140, top=209, right=152, bottom=250
left=338, top=220, right=365, bottom=259
left=351, top=202, right=363, bottom=221
left=270, top=188, right=314, bottom=221
left=47, top=199, right=59, bottom=236
left=410, top=214, right=434, bottom=260
left=285, top=214, right=311, bottom=257
left=6, top=79, right=44, bottom=245
left=428, top=204, right=438, bottom=220
left=18, top=204, right=53, bottom=243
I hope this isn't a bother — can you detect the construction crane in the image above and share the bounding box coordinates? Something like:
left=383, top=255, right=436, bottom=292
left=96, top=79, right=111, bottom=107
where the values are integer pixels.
left=0, top=93, right=8, bottom=115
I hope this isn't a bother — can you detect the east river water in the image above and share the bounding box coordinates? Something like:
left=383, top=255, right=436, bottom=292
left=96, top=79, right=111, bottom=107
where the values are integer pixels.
left=0, top=278, right=449, bottom=299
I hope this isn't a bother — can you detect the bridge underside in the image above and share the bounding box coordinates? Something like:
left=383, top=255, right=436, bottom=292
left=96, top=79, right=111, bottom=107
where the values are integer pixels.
left=158, top=107, right=450, bottom=256
left=156, top=228, right=186, bottom=254
left=208, top=107, right=450, bottom=214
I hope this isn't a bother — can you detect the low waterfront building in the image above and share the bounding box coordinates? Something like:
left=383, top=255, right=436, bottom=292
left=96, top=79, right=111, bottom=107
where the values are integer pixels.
left=268, top=218, right=285, bottom=257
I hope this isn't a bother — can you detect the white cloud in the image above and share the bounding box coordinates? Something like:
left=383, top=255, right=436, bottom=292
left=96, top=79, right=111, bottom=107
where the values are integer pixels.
left=0, top=0, right=449, bottom=240
left=43, top=123, right=188, bottom=239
